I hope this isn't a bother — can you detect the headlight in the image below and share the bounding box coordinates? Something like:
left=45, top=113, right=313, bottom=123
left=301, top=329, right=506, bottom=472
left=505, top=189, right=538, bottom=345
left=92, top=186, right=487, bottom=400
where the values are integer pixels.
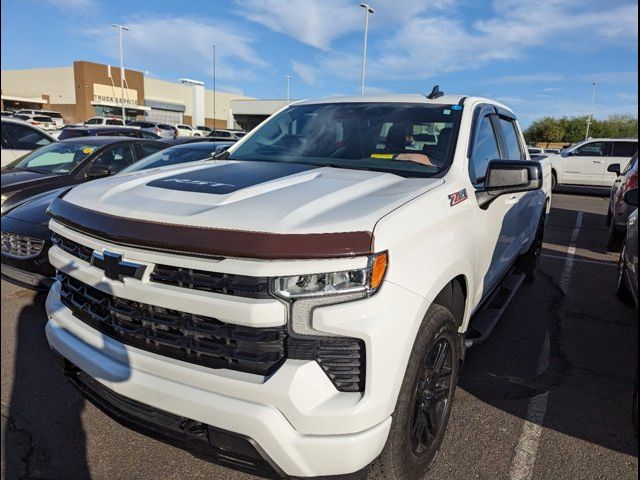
left=273, top=252, right=388, bottom=337
left=273, top=252, right=388, bottom=299
left=1, top=194, right=9, bottom=215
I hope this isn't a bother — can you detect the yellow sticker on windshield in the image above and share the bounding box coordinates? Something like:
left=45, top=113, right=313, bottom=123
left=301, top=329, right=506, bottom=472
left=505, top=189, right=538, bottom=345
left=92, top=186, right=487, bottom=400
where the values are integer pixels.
left=82, top=147, right=95, bottom=154
left=371, top=153, right=394, bottom=159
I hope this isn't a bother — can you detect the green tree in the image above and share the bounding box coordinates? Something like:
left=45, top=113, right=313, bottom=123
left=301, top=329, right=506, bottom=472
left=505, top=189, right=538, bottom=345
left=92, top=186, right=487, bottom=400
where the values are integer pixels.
left=524, top=115, right=638, bottom=145
left=524, top=117, right=565, bottom=146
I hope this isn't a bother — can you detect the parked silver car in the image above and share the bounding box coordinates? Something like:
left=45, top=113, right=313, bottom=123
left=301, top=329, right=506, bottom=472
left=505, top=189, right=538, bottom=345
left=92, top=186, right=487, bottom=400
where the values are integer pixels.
left=127, top=121, right=177, bottom=138
left=607, top=153, right=638, bottom=250
left=616, top=188, right=638, bottom=308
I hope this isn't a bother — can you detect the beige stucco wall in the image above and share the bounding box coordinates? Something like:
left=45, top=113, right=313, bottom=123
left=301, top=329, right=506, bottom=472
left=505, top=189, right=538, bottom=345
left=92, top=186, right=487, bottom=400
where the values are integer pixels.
left=1, top=67, right=76, bottom=104
left=144, top=77, right=251, bottom=121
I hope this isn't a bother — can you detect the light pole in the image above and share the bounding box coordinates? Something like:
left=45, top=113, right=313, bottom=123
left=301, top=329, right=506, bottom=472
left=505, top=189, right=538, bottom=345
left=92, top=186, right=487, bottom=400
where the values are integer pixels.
left=212, top=44, right=217, bottom=128
left=284, top=75, right=292, bottom=103
left=359, top=3, right=375, bottom=95
left=110, top=24, right=129, bottom=121
left=585, top=82, right=597, bottom=140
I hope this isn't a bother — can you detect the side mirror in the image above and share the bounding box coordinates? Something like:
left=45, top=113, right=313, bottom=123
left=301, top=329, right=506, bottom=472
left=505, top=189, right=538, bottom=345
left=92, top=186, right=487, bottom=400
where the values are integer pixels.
left=623, top=188, right=638, bottom=207
left=607, top=163, right=621, bottom=175
left=86, top=165, right=111, bottom=179
left=477, top=160, right=543, bottom=209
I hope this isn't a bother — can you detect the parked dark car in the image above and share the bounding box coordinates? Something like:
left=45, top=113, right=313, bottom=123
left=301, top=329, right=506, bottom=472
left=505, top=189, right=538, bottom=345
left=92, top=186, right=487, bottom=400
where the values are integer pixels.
left=58, top=126, right=161, bottom=141
left=0, top=139, right=229, bottom=289
left=119, top=141, right=236, bottom=173
left=1, top=137, right=166, bottom=216
left=607, top=153, right=638, bottom=250
left=616, top=188, right=638, bottom=308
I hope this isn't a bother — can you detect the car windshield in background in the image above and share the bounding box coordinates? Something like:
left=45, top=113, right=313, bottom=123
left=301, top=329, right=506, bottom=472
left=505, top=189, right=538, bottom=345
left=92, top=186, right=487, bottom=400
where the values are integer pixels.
left=12, top=142, right=97, bottom=174
left=228, top=103, right=463, bottom=177
left=119, top=144, right=215, bottom=174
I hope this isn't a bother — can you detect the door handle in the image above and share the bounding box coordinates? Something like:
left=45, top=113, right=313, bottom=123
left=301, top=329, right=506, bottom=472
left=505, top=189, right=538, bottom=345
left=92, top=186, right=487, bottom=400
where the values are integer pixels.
left=505, top=195, right=519, bottom=205
left=593, top=160, right=603, bottom=164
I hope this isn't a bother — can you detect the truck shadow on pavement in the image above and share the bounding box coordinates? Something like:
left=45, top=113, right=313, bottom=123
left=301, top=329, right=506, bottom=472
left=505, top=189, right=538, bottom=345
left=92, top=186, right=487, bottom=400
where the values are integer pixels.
left=457, top=205, right=638, bottom=461
left=4, top=291, right=90, bottom=480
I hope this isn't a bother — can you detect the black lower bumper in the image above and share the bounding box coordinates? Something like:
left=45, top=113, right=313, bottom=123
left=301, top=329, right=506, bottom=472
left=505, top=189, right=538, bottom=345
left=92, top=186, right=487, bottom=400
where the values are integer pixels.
left=1, top=261, right=54, bottom=290
left=55, top=354, right=369, bottom=480
left=58, top=356, right=283, bottom=479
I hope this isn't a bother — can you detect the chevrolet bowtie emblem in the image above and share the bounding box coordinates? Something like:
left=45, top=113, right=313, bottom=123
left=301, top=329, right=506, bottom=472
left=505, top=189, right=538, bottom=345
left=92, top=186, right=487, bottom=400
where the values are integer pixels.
left=91, top=251, right=145, bottom=282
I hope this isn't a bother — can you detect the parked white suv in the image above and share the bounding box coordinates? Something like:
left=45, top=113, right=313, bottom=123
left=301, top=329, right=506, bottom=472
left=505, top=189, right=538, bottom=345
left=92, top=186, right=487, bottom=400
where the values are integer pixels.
left=15, top=109, right=65, bottom=128
left=548, top=138, right=637, bottom=189
left=175, top=124, right=201, bottom=137
left=84, top=117, right=125, bottom=126
left=45, top=94, right=551, bottom=479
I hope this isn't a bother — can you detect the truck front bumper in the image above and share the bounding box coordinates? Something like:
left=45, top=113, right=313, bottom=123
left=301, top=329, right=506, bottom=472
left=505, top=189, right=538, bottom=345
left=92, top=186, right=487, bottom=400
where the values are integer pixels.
left=45, top=280, right=420, bottom=477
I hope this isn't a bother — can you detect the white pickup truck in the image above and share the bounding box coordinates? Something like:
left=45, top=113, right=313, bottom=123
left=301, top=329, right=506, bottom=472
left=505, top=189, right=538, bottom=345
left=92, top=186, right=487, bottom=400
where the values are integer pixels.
left=44, top=93, right=551, bottom=480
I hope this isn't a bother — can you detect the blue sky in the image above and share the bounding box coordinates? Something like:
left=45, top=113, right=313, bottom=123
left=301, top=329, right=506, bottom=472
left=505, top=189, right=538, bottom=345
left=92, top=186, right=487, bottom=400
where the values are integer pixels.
left=1, top=0, right=637, bottom=127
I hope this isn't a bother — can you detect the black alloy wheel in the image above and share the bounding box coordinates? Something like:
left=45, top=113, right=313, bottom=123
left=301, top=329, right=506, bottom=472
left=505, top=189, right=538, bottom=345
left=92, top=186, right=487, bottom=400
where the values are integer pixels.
left=410, top=337, right=454, bottom=456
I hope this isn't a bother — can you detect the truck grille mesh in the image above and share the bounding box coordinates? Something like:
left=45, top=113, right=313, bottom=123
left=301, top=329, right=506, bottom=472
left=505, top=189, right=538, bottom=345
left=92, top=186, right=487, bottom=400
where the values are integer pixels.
left=150, top=264, right=271, bottom=299
left=51, top=233, right=93, bottom=262
left=58, top=273, right=287, bottom=376
left=1, top=231, right=45, bottom=259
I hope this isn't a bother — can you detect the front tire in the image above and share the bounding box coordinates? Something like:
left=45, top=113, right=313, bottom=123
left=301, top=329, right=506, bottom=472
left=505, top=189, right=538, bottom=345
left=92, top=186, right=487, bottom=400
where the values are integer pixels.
left=368, top=305, right=460, bottom=480
left=518, top=213, right=545, bottom=282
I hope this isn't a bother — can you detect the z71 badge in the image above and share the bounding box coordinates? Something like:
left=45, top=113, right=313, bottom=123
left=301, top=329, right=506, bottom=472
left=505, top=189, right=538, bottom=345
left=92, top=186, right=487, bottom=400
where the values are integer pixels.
left=448, top=189, right=468, bottom=207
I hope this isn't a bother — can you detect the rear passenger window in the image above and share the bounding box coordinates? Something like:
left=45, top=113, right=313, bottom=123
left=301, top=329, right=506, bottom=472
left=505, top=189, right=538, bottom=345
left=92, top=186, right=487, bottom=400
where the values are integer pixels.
left=470, top=115, right=500, bottom=184
left=499, top=118, right=524, bottom=160
left=136, top=143, right=165, bottom=158
left=2, top=123, right=53, bottom=150
left=106, top=119, right=123, bottom=125
left=613, top=141, right=638, bottom=158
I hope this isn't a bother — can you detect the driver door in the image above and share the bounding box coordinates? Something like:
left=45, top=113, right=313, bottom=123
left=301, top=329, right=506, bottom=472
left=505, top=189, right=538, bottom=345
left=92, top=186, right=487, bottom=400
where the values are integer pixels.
left=470, top=106, right=520, bottom=298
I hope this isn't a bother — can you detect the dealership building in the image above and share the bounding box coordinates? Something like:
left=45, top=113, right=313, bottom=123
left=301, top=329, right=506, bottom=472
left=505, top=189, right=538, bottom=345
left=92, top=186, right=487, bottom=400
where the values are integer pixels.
left=0, top=60, right=282, bottom=129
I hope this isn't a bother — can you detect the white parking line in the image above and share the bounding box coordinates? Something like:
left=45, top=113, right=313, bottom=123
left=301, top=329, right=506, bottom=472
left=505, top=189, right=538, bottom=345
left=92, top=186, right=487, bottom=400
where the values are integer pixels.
left=541, top=253, right=616, bottom=268
left=509, top=212, right=583, bottom=480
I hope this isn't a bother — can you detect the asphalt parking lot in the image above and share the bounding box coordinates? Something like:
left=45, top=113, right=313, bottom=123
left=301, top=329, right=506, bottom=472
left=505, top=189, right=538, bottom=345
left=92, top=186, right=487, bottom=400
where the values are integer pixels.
left=1, top=191, right=638, bottom=480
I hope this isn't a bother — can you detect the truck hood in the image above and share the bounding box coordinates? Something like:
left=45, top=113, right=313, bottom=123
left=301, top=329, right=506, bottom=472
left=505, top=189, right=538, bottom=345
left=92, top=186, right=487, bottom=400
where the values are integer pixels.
left=61, top=160, right=443, bottom=235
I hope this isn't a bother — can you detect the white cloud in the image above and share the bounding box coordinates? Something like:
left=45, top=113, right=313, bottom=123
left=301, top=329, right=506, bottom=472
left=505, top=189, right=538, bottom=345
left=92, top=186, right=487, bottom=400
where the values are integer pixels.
left=235, top=0, right=457, bottom=50
left=46, top=0, right=94, bottom=9
left=367, top=0, right=637, bottom=81
left=236, top=0, right=361, bottom=50
left=86, top=17, right=267, bottom=82
left=292, top=61, right=319, bottom=86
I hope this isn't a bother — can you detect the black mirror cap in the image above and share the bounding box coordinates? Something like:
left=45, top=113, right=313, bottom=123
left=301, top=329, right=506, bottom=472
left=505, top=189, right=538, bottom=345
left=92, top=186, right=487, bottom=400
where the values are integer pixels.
left=477, top=160, right=543, bottom=209
left=86, top=166, right=111, bottom=179
left=624, top=188, right=638, bottom=207
left=607, top=163, right=621, bottom=175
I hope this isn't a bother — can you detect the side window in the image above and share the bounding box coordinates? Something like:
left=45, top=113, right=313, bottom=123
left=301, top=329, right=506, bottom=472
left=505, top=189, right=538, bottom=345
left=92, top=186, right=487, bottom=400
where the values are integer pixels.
left=2, top=123, right=53, bottom=150
left=613, top=141, right=638, bottom=158
left=499, top=118, right=524, bottom=160
left=91, top=145, right=135, bottom=173
left=470, top=114, right=501, bottom=184
left=106, top=119, right=123, bottom=126
left=574, top=141, right=608, bottom=157
left=86, top=118, right=102, bottom=125
left=136, top=143, right=165, bottom=159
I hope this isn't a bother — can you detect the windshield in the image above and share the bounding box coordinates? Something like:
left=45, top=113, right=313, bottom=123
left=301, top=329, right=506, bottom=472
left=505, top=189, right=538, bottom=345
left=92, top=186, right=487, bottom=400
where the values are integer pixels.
left=120, top=144, right=215, bottom=174
left=12, top=142, right=98, bottom=174
left=228, top=102, right=462, bottom=177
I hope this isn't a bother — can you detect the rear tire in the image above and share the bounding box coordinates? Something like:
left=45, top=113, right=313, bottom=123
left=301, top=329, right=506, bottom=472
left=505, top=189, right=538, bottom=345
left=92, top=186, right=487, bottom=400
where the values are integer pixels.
left=517, top=213, right=545, bottom=283
left=367, top=305, right=460, bottom=480
left=607, top=221, right=624, bottom=252
left=551, top=172, right=558, bottom=191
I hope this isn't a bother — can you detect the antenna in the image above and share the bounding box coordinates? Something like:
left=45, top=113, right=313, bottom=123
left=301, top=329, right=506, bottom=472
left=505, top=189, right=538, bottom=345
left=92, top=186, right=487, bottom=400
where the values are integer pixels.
left=427, top=85, right=444, bottom=99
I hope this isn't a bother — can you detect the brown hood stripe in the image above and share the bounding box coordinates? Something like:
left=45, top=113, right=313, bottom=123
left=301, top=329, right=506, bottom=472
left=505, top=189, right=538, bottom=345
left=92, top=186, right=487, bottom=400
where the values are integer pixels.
left=47, top=198, right=374, bottom=259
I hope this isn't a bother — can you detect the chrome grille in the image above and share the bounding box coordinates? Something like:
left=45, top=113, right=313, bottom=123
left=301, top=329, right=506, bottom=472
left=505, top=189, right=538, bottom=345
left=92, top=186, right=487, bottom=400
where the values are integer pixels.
left=1, top=231, right=46, bottom=259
